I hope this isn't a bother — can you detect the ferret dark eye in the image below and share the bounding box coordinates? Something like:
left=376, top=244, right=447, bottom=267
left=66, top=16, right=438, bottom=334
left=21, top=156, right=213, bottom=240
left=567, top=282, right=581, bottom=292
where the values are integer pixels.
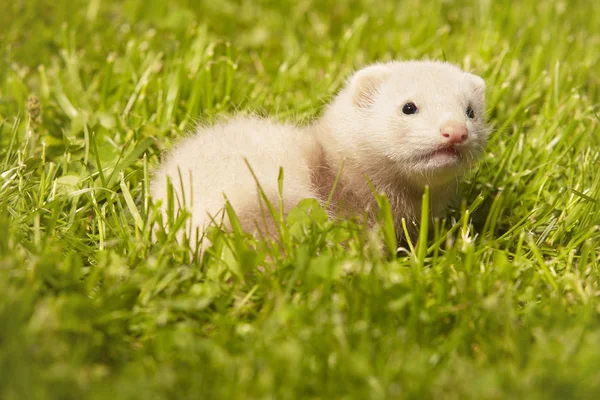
left=402, top=102, right=418, bottom=115
left=466, top=105, right=475, bottom=119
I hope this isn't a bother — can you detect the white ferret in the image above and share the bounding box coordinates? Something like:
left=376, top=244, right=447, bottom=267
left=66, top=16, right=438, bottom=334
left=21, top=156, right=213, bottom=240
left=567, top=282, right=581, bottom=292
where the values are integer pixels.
left=150, top=60, right=488, bottom=245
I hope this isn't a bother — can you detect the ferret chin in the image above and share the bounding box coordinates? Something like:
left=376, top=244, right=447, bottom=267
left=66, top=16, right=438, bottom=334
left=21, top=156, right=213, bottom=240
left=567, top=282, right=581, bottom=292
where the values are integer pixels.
left=150, top=60, right=488, bottom=246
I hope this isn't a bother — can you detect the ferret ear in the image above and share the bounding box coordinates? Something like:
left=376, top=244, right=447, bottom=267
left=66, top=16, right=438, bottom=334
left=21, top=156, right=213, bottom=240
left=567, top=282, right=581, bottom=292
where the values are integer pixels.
left=466, top=73, right=486, bottom=95
left=350, top=64, right=392, bottom=108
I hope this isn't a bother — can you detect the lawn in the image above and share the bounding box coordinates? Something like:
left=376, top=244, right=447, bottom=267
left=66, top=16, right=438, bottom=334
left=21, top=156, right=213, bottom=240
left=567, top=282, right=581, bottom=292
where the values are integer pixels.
left=1, top=0, right=600, bottom=398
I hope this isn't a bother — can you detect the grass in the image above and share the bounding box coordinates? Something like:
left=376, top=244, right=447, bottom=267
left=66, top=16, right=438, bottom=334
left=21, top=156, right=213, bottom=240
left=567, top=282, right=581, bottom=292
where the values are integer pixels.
left=1, top=0, right=600, bottom=398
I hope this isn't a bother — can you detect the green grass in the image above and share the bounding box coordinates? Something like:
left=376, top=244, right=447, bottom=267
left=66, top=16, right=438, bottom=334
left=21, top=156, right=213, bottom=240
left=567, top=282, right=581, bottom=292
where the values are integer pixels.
left=1, top=0, right=600, bottom=398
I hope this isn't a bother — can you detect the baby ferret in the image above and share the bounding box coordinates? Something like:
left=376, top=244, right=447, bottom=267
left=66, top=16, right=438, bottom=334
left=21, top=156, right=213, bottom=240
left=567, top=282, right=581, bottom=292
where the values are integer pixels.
left=150, top=61, right=488, bottom=245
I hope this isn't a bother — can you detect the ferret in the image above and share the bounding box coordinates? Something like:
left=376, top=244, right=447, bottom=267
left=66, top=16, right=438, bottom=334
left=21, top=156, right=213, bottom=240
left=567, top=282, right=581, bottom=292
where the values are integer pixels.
left=150, top=60, right=488, bottom=246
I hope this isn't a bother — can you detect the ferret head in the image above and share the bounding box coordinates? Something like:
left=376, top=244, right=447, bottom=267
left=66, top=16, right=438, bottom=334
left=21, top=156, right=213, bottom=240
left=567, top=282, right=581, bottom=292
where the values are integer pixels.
left=320, top=61, right=488, bottom=188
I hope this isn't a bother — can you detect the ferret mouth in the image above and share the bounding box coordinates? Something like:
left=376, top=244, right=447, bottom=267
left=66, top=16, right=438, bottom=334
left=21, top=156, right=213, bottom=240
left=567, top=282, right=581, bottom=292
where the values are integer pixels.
left=431, top=146, right=459, bottom=157
left=426, top=145, right=462, bottom=161
left=416, top=145, right=466, bottom=172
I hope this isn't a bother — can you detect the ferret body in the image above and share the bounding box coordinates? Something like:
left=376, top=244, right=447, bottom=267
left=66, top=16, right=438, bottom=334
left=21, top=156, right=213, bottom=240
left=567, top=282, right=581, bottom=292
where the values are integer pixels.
left=150, top=61, right=488, bottom=244
left=151, top=118, right=323, bottom=239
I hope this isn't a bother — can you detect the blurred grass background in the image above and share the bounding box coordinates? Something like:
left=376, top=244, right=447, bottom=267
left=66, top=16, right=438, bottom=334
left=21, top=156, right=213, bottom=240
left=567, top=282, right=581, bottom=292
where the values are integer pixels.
left=1, top=0, right=600, bottom=398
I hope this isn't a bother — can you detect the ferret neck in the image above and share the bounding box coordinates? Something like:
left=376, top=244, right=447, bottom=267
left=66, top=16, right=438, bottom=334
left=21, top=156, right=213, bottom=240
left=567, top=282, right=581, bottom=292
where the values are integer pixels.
left=312, top=143, right=455, bottom=222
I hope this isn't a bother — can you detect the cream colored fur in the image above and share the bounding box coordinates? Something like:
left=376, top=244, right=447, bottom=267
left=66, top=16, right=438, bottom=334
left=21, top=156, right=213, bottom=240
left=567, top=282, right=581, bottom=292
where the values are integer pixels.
left=150, top=60, right=488, bottom=245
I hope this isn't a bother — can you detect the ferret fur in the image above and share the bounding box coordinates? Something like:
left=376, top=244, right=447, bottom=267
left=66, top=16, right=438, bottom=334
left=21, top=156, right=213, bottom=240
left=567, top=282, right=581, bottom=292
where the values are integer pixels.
left=150, top=60, right=488, bottom=244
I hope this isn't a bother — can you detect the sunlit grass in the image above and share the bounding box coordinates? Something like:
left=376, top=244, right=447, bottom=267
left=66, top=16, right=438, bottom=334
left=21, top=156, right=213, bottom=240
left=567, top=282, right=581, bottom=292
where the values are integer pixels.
left=1, top=0, right=600, bottom=398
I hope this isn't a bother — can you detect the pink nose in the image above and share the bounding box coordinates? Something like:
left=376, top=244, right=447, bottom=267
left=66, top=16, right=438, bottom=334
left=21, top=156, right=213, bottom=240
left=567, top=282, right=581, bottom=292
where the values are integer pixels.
left=440, top=121, right=468, bottom=144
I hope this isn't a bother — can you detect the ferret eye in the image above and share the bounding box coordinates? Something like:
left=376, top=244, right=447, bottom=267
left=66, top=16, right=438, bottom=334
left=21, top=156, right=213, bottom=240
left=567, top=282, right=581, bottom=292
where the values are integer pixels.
left=466, top=105, right=475, bottom=119
left=402, top=102, right=418, bottom=115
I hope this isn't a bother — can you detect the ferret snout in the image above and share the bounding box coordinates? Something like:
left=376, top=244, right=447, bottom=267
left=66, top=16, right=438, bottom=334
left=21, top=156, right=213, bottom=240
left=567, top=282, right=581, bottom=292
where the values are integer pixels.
left=440, top=121, right=468, bottom=144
